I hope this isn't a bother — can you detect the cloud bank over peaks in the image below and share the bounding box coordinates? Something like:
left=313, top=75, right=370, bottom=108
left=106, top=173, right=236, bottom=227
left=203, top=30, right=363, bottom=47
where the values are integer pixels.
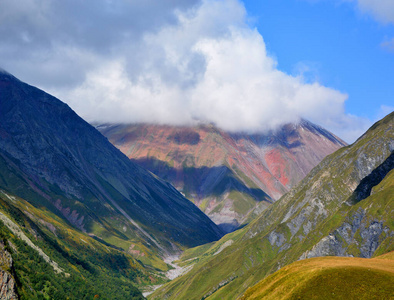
left=63, top=0, right=356, bottom=137
left=0, top=0, right=371, bottom=142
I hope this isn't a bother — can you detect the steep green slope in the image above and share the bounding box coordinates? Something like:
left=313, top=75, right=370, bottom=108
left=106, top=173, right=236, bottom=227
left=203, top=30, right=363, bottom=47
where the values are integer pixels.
left=0, top=189, right=150, bottom=299
left=0, top=69, right=222, bottom=261
left=150, top=112, right=393, bottom=299
left=240, top=254, right=394, bottom=300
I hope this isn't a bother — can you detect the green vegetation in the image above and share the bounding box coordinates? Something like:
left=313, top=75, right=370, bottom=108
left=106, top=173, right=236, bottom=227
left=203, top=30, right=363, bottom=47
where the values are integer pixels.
left=0, top=190, right=159, bottom=299
left=230, top=191, right=257, bottom=216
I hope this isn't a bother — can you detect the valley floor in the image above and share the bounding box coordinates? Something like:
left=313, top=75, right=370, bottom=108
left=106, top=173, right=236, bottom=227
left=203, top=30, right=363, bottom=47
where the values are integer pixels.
left=143, top=254, right=194, bottom=297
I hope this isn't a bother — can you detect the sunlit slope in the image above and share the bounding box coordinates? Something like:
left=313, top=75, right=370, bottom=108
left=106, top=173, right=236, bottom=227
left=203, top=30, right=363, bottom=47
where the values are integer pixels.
left=0, top=189, right=151, bottom=299
left=240, top=254, right=394, bottom=300
left=150, top=112, right=393, bottom=299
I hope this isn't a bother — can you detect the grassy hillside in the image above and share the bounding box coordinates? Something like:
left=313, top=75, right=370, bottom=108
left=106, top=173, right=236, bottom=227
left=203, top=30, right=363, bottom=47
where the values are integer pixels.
left=0, top=152, right=169, bottom=273
left=149, top=112, right=393, bottom=299
left=240, top=253, right=394, bottom=300
left=0, top=189, right=165, bottom=299
left=0, top=70, right=223, bottom=261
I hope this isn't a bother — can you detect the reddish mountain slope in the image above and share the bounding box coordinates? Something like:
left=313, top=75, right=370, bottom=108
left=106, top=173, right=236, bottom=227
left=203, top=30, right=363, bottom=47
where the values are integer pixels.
left=98, top=121, right=346, bottom=232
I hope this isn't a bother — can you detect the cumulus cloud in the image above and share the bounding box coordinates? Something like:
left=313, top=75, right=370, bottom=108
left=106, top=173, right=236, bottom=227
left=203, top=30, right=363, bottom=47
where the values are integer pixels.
left=0, top=0, right=370, bottom=142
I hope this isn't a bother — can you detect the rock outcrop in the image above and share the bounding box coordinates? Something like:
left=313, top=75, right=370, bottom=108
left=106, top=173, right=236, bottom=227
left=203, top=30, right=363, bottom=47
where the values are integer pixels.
left=0, top=240, right=17, bottom=300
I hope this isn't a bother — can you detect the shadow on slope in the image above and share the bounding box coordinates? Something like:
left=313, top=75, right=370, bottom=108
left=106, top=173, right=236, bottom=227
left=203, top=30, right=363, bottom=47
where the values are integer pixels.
left=351, top=151, right=394, bottom=204
left=131, top=157, right=271, bottom=203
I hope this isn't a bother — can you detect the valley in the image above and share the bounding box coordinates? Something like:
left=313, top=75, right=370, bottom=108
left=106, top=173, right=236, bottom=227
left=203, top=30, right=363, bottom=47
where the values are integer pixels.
left=1, top=1, right=393, bottom=299
left=0, top=69, right=392, bottom=299
left=149, top=112, right=394, bottom=299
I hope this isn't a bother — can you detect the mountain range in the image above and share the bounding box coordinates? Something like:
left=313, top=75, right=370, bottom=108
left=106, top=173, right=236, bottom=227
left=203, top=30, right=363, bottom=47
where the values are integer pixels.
left=0, top=69, right=392, bottom=299
left=150, top=111, right=394, bottom=299
left=98, top=122, right=346, bottom=232
left=0, top=70, right=226, bottom=298
left=0, top=70, right=223, bottom=253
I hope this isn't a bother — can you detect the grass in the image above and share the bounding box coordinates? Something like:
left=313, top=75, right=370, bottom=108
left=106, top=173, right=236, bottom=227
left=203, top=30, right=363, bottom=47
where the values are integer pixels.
left=0, top=188, right=173, bottom=299
left=230, top=191, right=256, bottom=216
left=240, top=254, right=394, bottom=300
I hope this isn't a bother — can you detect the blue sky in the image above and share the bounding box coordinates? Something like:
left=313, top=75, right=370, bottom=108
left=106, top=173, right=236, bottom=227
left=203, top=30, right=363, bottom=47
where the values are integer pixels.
left=0, top=0, right=392, bottom=142
left=243, top=0, right=394, bottom=121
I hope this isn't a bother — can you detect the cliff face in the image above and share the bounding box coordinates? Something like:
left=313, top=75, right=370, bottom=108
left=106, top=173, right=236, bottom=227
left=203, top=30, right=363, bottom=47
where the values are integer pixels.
left=98, top=121, right=346, bottom=232
left=0, top=70, right=222, bottom=256
left=300, top=152, right=394, bottom=259
left=0, top=240, right=17, bottom=300
left=0, top=270, right=17, bottom=300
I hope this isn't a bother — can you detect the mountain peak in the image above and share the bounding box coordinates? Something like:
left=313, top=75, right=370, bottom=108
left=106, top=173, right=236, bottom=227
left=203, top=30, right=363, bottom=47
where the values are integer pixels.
left=98, top=120, right=346, bottom=232
left=0, top=71, right=223, bottom=256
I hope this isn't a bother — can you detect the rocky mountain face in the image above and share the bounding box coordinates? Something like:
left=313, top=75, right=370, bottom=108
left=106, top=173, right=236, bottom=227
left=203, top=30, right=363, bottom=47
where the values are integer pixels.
left=150, top=112, right=393, bottom=300
left=0, top=240, right=17, bottom=300
left=98, top=122, right=346, bottom=232
left=0, top=70, right=223, bottom=258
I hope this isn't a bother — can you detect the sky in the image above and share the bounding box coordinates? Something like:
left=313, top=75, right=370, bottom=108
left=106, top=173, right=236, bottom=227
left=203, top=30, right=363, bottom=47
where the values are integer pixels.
left=0, top=0, right=393, bottom=142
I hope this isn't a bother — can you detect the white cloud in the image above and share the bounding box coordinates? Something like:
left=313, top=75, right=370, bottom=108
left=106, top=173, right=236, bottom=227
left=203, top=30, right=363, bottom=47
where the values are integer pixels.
left=65, top=0, right=358, bottom=138
left=377, top=105, right=394, bottom=119
left=354, top=0, right=394, bottom=24
left=0, top=0, right=369, bottom=142
left=381, top=37, right=394, bottom=52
